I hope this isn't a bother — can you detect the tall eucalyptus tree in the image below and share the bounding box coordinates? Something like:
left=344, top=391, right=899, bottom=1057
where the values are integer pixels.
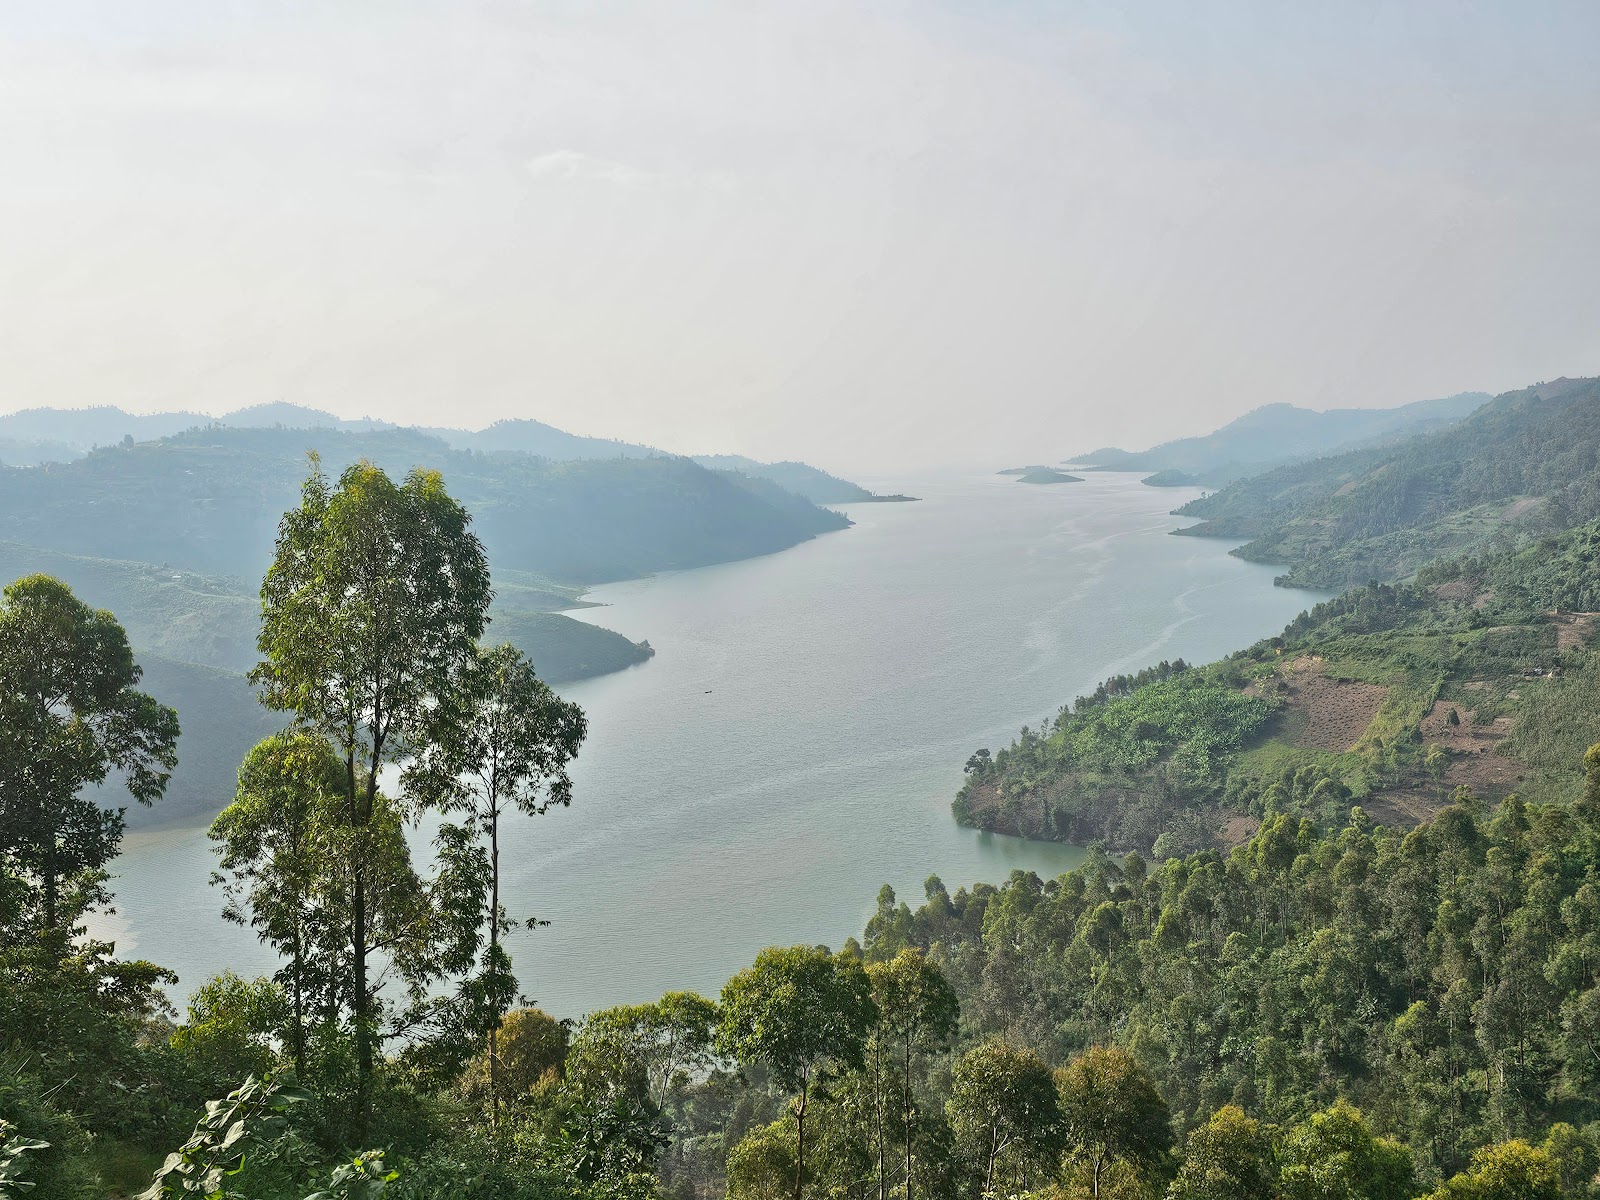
left=406, top=641, right=586, bottom=1119
left=252, top=457, right=491, bottom=1133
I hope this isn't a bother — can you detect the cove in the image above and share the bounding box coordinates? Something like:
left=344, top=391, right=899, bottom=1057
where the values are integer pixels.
left=96, top=471, right=1326, bottom=1018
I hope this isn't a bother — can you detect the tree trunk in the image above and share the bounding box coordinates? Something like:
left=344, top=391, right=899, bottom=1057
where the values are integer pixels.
left=42, top=857, right=57, bottom=933
left=291, top=917, right=306, bottom=1077
left=353, top=865, right=371, bottom=1136
left=40, top=794, right=60, bottom=935
left=903, top=1037, right=915, bottom=1200
left=489, top=803, right=502, bottom=1126
left=794, top=1085, right=808, bottom=1200
left=347, top=746, right=373, bottom=1141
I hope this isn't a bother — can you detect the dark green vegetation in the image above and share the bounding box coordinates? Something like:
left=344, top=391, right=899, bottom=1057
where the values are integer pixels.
left=9, top=458, right=1600, bottom=1198
left=0, top=575, right=179, bottom=934
left=0, top=541, right=645, bottom=830
left=0, top=426, right=847, bottom=582
left=0, top=412, right=875, bottom=827
left=958, top=518, right=1600, bottom=854
left=1175, top=377, right=1600, bottom=590
left=1075, top=391, right=1490, bottom=488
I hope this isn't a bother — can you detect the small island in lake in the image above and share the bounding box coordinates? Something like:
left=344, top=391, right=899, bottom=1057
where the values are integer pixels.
left=1140, top=468, right=1203, bottom=487
left=999, top=465, right=1082, bottom=484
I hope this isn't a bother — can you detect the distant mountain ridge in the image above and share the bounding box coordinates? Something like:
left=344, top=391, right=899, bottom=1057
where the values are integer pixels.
left=0, top=403, right=900, bottom=502
left=0, top=403, right=640, bottom=462
left=0, top=423, right=850, bottom=583
left=1074, top=391, right=1492, bottom=486
left=1175, top=376, right=1600, bottom=588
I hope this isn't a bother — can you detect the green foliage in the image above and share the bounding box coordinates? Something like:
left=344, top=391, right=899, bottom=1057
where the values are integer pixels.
left=210, top=732, right=350, bottom=1079
left=252, top=458, right=493, bottom=1134
left=0, top=1119, right=53, bottom=1199
left=891, top=765, right=1600, bottom=1179
left=1056, top=1045, right=1172, bottom=1198
left=960, top=517, right=1600, bottom=852
left=946, top=1040, right=1061, bottom=1196
left=726, top=1121, right=797, bottom=1200
left=716, top=948, right=878, bottom=1101
left=138, top=1075, right=310, bottom=1199
left=170, top=974, right=289, bottom=1087
left=303, top=1152, right=399, bottom=1200
left=0, top=574, right=179, bottom=934
left=1423, top=1138, right=1563, bottom=1200
left=458, top=1009, right=571, bottom=1110
left=407, top=642, right=588, bottom=1106
left=567, top=994, right=718, bottom=1114
left=1277, top=1100, right=1412, bottom=1200
left=718, top=947, right=877, bottom=1200
left=1164, top=1105, right=1275, bottom=1200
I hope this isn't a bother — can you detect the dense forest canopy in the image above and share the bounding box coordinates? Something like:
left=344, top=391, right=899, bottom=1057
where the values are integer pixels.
left=9, top=563, right=1600, bottom=1197
left=12, top=376, right=1600, bottom=1197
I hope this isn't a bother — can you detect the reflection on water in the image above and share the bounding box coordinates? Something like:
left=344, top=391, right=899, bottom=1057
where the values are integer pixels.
left=99, top=472, right=1324, bottom=1017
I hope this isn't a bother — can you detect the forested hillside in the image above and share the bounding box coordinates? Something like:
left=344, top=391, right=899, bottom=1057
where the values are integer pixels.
left=1075, top=391, right=1489, bottom=486
left=8, top=426, right=1600, bottom=1200
left=1176, top=377, right=1600, bottom=588
left=0, top=425, right=849, bottom=582
left=959, top=519, right=1600, bottom=855
left=0, top=537, right=652, bottom=828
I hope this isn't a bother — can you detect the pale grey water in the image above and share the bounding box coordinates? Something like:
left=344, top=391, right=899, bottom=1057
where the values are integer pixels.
left=96, top=472, right=1323, bottom=1018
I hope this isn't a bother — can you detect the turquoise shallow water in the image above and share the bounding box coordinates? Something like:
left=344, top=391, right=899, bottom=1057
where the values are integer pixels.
left=95, top=471, right=1325, bottom=1018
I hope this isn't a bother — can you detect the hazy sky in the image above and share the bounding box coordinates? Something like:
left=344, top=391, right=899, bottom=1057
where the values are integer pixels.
left=3, top=2, right=1598, bottom=472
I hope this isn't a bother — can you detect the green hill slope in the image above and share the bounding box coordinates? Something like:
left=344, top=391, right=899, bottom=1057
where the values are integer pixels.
left=0, top=425, right=849, bottom=582
left=1174, top=377, right=1600, bottom=589
left=957, top=519, right=1600, bottom=855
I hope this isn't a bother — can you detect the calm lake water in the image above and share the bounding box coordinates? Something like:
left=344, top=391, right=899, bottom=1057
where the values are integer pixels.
left=97, top=471, right=1323, bottom=1018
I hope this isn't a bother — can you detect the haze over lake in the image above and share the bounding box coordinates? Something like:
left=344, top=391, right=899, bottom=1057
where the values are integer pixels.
left=100, top=472, right=1324, bottom=1017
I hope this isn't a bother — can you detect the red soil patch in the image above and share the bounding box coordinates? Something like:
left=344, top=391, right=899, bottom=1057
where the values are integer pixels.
left=1418, top=700, right=1521, bottom=793
left=1364, top=789, right=1448, bottom=829
left=1281, top=662, right=1389, bottom=753
left=1219, top=814, right=1260, bottom=848
left=1552, top=611, right=1599, bottom=652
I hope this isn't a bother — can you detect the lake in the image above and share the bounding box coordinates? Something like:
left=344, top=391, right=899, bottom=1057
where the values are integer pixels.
left=97, top=471, right=1325, bottom=1018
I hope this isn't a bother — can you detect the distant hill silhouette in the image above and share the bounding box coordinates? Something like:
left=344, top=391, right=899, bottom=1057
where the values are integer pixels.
left=1176, top=377, right=1600, bottom=588
left=1073, top=391, right=1492, bottom=486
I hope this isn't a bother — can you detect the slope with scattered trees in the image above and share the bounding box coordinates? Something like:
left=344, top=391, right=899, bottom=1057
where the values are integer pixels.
left=958, top=517, right=1600, bottom=855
